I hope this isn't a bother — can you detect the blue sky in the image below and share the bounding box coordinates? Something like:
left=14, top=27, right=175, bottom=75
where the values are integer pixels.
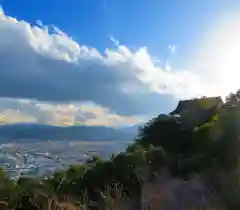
left=0, top=0, right=240, bottom=126
left=3, top=0, right=234, bottom=57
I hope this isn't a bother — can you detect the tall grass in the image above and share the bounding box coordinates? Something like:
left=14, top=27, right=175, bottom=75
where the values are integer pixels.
left=0, top=171, right=227, bottom=210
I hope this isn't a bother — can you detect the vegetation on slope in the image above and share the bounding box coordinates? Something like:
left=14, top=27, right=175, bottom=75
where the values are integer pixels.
left=1, top=89, right=240, bottom=209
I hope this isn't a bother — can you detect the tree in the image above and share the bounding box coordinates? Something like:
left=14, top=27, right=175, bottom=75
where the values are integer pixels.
left=145, top=145, right=165, bottom=174
left=0, top=170, right=19, bottom=209
left=225, top=89, right=240, bottom=106
left=86, top=155, right=103, bottom=164
left=136, top=114, right=182, bottom=150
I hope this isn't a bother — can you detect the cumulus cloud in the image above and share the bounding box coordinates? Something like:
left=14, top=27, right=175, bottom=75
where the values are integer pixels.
left=0, top=109, right=36, bottom=124
left=0, top=98, right=143, bottom=127
left=168, top=44, right=177, bottom=53
left=3, top=6, right=237, bottom=126
left=110, top=35, right=120, bottom=46
left=0, top=8, right=213, bottom=117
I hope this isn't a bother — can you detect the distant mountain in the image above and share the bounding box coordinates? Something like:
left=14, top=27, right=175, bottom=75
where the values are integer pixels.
left=0, top=123, right=139, bottom=142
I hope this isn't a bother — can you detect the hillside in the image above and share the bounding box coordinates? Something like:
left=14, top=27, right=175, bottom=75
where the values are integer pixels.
left=1, top=90, right=240, bottom=210
left=0, top=124, right=139, bottom=142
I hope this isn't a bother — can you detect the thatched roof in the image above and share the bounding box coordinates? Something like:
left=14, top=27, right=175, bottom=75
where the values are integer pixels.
left=170, top=96, right=223, bottom=115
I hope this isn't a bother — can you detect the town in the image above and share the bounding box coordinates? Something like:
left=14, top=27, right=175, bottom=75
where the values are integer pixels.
left=0, top=140, right=127, bottom=180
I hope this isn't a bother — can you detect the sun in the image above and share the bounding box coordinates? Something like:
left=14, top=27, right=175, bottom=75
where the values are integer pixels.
left=193, top=15, right=240, bottom=98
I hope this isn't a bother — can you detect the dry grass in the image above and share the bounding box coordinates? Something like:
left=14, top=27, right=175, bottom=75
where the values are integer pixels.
left=0, top=174, right=226, bottom=210
left=0, top=201, right=8, bottom=210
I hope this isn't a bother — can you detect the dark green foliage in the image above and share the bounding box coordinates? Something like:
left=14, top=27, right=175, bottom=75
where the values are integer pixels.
left=133, top=90, right=240, bottom=180
left=136, top=114, right=180, bottom=149
left=213, top=106, right=240, bottom=170
left=0, top=170, right=19, bottom=209
left=145, top=145, right=165, bottom=173
left=2, top=90, right=240, bottom=209
left=86, top=155, right=103, bottom=164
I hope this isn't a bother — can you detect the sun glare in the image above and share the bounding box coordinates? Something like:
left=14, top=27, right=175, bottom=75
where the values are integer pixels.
left=194, top=15, right=240, bottom=97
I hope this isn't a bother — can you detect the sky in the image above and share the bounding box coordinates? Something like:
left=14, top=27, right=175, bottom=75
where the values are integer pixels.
left=0, top=0, right=240, bottom=127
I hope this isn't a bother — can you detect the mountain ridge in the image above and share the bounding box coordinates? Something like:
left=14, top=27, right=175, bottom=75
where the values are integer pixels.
left=0, top=123, right=139, bottom=142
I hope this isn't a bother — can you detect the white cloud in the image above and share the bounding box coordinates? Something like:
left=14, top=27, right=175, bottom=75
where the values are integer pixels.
left=168, top=44, right=177, bottom=53
left=0, top=98, right=143, bottom=127
left=110, top=35, right=120, bottom=46
left=36, top=20, right=43, bottom=27
left=0, top=9, right=169, bottom=116
left=0, top=109, right=37, bottom=124
left=165, top=62, right=172, bottom=72
left=0, top=7, right=237, bottom=125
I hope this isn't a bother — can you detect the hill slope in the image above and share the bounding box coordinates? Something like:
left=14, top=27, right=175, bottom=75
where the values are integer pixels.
left=0, top=123, right=139, bottom=142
